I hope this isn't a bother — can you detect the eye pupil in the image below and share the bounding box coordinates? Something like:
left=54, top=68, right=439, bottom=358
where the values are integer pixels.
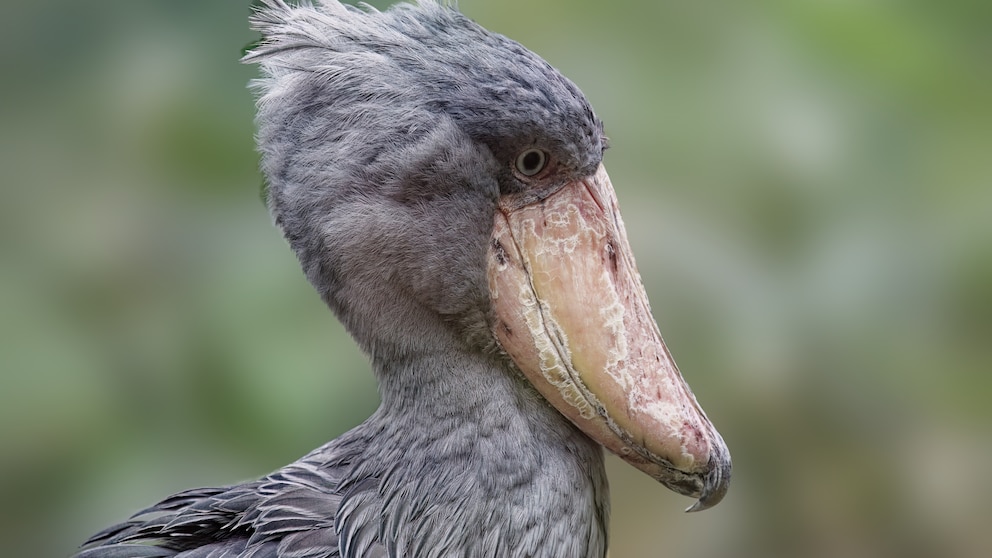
left=515, top=149, right=547, bottom=177
left=522, top=151, right=541, bottom=170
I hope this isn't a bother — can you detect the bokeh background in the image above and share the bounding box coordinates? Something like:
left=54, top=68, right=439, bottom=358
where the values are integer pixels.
left=2, top=0, right=990, bottom=556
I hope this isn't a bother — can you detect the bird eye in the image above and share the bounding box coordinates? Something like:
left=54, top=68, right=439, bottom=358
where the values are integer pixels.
left=514, top=149, right=548, bottom=177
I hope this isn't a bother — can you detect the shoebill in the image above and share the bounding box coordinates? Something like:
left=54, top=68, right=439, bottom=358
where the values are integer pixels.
left=76, top=1, right=731, bottom=556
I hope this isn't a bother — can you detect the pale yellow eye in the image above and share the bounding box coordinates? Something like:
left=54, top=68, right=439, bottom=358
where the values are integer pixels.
left=515, top=149, right=547, bottom=177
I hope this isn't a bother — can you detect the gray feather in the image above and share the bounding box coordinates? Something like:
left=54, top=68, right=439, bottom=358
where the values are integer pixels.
left=76, top=1, right=611, bottom=556
left=76, top=546, right=175, bottom=558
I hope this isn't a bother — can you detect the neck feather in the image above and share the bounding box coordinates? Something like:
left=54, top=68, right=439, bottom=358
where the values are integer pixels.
left=338, top=348, right=610, bottom=557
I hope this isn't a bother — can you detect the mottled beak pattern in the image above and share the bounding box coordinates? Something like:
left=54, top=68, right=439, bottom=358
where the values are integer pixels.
left=489, top=164, right=731, bottom=511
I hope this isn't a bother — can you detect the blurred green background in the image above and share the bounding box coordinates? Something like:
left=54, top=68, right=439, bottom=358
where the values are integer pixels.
left=1, top=1, right=990, bottom=556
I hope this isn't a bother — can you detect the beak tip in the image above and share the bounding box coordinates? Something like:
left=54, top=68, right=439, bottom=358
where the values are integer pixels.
left=684, top=496, right=719, bottom=514
left=684, top=449, right=732, bottom=513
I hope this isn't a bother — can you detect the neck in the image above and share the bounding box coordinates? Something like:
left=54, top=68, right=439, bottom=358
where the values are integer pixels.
left=339, top=347, right=610, bottom=557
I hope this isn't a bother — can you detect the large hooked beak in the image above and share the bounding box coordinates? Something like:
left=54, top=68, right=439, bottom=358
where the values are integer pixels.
left=488, top=164, right=731, bottom=511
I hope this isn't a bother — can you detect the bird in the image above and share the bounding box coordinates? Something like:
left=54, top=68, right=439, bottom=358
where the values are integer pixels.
left=75, top=1, right=730, bottom=557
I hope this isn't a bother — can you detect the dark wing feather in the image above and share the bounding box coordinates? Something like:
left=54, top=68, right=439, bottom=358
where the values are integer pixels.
left=73, top=441, right=370, bottom=558
left=75, top=545, right=175, bottom=558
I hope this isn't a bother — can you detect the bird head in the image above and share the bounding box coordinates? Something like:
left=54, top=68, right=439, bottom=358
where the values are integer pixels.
left=245, top=0, right=729, bottom=511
